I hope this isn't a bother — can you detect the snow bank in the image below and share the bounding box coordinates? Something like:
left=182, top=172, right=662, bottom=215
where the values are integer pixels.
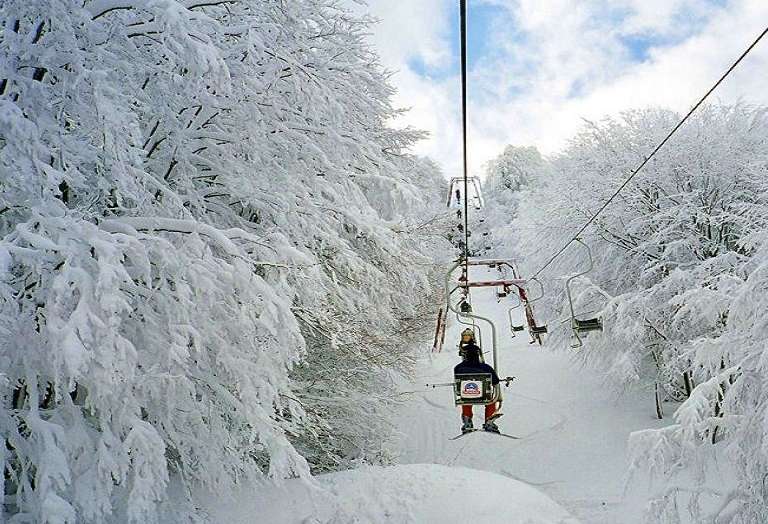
left=206, top=463, right=579, bottom=523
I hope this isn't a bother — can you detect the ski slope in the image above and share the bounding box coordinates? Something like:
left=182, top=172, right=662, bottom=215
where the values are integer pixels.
left=204, top=266, right=671, bottom=523
left=387, top=267, right=669, bottom=523
left=206, top=464, right=577, bottom=523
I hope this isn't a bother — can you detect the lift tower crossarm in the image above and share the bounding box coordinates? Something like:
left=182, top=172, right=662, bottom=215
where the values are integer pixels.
left=465, top=259, right=516, bottom=267
left=458, top=279, right=526, bottom=289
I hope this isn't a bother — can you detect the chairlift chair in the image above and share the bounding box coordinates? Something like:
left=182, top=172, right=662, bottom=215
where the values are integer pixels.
left=566, top=239, right=604, bottom=348
left=446, top=177, right=485, bottom=209
left=454, top=373, right=498, bottom=406
left=459, top=300, right=473, bottom=314
left=507, top=293, right=526, bottom=336
left=496, top=283, right=512, bottom=299
left=445, top=259, right=512, bottom=402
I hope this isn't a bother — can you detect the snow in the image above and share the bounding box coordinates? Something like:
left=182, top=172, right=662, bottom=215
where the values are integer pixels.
left=1, top=2, right=450, bottom=520
left=483, top=107, right=768, bottom=521
left=387, top=266, right=669, bottom=523
left=206, top=463, right=577, bottom=524
left=204, top=265, right=669, bottom=523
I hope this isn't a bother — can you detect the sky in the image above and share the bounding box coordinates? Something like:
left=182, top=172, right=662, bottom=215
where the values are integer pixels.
left=348, top=0, right=768, bottom=179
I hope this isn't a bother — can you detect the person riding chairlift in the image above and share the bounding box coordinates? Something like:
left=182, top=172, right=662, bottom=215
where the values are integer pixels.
left=458, top=327, right=474, bottom=359
left=454, top=342, right=500, bottom=433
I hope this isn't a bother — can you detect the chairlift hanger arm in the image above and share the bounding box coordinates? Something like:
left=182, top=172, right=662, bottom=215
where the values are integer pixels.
left=445, top=259, right=500, bottom=376
left=527, top=277, right=545, bottom=303
left=565, top=238, right=594, bottom=321
left=565, top=238, right=603, bottom=348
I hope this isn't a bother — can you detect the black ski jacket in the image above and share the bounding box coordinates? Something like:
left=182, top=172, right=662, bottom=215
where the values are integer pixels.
left=454, top=358, right=500, bottom=385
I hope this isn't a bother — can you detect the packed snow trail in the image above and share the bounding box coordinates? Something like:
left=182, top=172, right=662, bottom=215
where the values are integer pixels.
left=206, top=464, right=577, bottom=523
left=387, top=267, right=668, bottom=523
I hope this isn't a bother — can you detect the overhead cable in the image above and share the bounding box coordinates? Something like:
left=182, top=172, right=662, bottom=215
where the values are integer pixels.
left=532, top=25, right=768, bottom=279
left=460, top=0, right=470, bottom=274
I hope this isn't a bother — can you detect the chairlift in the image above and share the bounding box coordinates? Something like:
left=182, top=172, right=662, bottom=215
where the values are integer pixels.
left=446, top=177, right=485, bottom=209
left=445, top=258, right=524, bottom=407
left=566, top=238, right=603, bottom=348
left=454, top=372, right=496, bottom=406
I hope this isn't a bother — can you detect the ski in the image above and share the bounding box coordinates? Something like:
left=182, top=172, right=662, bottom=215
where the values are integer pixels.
left=449, top=429, right=520, bottom=440
left=485, top=412, right=503, bottom=423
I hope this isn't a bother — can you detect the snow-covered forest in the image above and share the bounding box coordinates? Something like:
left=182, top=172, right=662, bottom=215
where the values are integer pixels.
left=0, top=1, right=450, bottom=521
left=3, top=0, right=768, bottom=523
left=483, top=105, right=768, bottom=522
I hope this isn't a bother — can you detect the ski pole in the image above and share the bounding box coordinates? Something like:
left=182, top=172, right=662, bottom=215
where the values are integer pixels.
left=425, top=382, right=454, bottom=388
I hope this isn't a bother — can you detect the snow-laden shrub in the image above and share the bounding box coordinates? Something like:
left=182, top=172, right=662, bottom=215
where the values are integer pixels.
left=0, top=1, right=448, bottom=521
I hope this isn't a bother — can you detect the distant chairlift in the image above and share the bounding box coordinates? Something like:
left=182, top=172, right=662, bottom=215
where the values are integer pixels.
left=457, top=299, right=483, bottom=348
left=566, top=239, right=603, bottom=348
left=446, top=176, right=484, bottom=209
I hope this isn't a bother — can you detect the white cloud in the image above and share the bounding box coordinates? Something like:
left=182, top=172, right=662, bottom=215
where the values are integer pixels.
left=348, top=0, right=452, bottom=71
left=359, top=0, right=768, bottom=179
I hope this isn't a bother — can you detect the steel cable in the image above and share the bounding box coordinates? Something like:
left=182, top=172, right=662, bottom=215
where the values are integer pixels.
left=532, top=25, right=768, bottom=279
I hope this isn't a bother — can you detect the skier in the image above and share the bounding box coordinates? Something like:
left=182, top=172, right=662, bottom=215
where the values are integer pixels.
left=454, top=344, right=500, bottom=433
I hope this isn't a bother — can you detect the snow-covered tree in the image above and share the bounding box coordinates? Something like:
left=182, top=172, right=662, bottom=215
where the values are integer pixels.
left=482, top=145, right=550, bottom=257
left=0, top=1, right=448, bottom=521
left=484, top=105, right=768, bottom=522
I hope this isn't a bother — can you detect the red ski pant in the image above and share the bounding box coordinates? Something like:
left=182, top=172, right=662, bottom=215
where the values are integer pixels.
left=462, top=402, right=496, bottom=420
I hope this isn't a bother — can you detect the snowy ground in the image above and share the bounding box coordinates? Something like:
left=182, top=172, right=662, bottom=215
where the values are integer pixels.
left=204, top=266, right=675, bottom=523
left=206, top=463, right=577, bottom=523
left=386, top=267, right=670, bottom=524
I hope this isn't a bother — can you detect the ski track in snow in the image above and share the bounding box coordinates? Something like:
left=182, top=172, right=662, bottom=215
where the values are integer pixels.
left=387, top=267, right=669, bottom=524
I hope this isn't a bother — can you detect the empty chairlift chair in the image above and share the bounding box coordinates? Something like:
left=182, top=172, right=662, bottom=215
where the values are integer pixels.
left=507, top=293, right=526, bottom=336
left=565, top=239, right=603, bottom=348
